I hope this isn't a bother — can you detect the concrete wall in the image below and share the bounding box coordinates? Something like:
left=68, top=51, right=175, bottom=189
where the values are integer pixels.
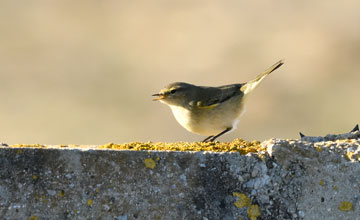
left=0, top=131, right=359, bottom=220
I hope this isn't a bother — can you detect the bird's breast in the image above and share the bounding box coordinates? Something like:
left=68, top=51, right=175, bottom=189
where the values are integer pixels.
left=168, top=105, right=193, bottom=131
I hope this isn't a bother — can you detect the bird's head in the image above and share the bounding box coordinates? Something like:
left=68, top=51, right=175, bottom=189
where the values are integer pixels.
left=152, top=82, right=195, bottom=106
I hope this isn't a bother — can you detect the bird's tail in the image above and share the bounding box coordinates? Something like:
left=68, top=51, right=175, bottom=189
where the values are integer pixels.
left=240, top=60, right=284, bottom=94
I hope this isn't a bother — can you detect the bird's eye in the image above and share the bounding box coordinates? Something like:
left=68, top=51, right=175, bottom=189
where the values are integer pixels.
left=170, top=89, right=177, bottom=94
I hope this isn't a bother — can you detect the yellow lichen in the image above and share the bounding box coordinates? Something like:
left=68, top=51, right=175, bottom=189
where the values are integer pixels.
left=144, top=158, right=156, bottom=169
left=16, top=149, right=23, bottom=154
left=99, top=139, right=264, bottom=154
left=346, top=152, right=354, bottom=160
left=6, top=139, right=265, bottom=154
left=32, top=175, right=38, bottom=180
left=41, top=195, right=47, bottom=204
left=58, top=190, right=65, bottom=198
left=319, top=180, right=325, bottom=186
left=315, top=146, right=322, bottom=152
left=87, top=199, right=93, bottom=206
left=258, top=154, right=266, bottom=162
left=10, top=144, right=45, bottom=148
left=233, top=192, right=251, bottom=208
left=333, top=185, right=338, bottom=190
left=356, top=154, right=360, bottom=161
left=339, top=201, right=353, bottom=211
left=247, top=204, right=261, bottom=220
left=29, top=216, right=39, bottom=220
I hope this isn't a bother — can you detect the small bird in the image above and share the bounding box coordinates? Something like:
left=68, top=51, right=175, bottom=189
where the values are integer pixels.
left=153, top=60, right=284, bottom=142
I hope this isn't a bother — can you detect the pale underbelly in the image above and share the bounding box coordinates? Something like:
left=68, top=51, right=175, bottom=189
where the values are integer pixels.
left=169, top=103, right=245, bottom=136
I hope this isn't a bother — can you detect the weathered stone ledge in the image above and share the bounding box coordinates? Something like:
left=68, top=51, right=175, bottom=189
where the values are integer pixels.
left=0, top=131, right=359, bottom=220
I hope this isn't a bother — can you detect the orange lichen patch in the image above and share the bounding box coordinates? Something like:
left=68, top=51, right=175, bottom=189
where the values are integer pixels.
left=248, top=205, right=261, bottom=220
left=339, top=201, right=353, bottom=211
left=87, top=199, right=93, bottom=206
left=29, top=216, right=39, bottom=220
left=233, top=192, right=251, bottom=208
left=144, top=158, right=156, bottom=169
left=100, top=139, right=263, bottom=154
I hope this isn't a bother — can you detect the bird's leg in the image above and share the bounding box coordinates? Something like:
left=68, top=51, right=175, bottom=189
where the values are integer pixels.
left=209, top=128, right=232, bottom=142
left=202, top=136, right=214, bottom=142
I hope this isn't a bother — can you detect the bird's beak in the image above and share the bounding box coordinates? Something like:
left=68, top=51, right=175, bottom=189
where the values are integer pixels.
left=152, top=93, right=167, bottom=101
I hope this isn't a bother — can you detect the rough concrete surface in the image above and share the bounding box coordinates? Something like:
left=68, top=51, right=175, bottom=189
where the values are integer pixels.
left=0, top=131, right=359, bottom=220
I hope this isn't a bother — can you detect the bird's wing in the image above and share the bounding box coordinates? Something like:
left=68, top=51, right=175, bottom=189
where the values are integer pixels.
left=194, top=84, right=243, bottom=109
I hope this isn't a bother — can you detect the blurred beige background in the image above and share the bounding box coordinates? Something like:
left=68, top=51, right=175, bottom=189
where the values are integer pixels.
left=1, top=0, right=359, bottom=144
